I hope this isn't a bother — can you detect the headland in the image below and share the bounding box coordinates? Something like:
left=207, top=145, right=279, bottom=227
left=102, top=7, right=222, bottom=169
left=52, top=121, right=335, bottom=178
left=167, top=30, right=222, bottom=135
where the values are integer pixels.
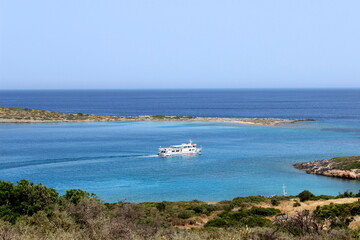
left=294, top=156, right=360, bottom=180
left=0, top=106, right=313, bottom=126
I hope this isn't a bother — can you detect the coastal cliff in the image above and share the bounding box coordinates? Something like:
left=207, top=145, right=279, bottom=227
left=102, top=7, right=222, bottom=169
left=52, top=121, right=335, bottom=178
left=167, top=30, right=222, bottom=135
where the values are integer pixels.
left=0, top=106, right=313, bottom=126
left=294, top=156, right=360, bottom=180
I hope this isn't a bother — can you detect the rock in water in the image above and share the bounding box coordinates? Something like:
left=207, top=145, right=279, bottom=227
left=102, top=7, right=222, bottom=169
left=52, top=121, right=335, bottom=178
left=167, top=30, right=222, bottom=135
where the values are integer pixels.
left=293, top=156, right=360, bottom=180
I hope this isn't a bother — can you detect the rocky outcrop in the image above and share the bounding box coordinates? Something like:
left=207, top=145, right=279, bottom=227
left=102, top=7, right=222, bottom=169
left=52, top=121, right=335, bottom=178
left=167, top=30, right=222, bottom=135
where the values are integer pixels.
left=294, top=157, right=360, bottom=180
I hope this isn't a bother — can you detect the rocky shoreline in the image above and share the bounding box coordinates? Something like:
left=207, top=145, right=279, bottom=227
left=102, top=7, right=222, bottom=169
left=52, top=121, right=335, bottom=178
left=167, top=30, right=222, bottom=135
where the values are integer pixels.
left=294, top=157, right=360, bottom=180
left=0, top=106, right=313, bottom=126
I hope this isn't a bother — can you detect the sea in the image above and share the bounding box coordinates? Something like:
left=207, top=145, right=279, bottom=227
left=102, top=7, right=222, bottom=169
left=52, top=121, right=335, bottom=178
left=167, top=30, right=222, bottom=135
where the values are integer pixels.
left=0, top=89, right=360, bottom=202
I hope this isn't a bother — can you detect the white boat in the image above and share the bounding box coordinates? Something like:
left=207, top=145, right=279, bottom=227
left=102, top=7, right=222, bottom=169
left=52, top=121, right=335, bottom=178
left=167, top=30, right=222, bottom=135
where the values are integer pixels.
left=158, top=140, right=201, bottom=157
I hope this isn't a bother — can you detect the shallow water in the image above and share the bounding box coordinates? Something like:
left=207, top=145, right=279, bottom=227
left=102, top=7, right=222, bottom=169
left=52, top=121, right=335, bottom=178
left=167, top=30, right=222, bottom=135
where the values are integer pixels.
left=1, top=89, right=360, bottom=202
left=1, top=120, right=359, bottom=202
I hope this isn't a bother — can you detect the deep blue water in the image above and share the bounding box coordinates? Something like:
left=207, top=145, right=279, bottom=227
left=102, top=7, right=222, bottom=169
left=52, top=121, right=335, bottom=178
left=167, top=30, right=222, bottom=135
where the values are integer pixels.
left=0, top=89, right=360, bottom=202
left=2, top=89, right=360, bottom=121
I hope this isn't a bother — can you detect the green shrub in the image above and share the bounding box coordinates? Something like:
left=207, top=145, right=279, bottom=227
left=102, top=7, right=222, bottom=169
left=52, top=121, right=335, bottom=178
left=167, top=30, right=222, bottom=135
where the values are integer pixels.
left=271, top=199, right=280, bottom=206
left=314, top=202, right=360, bottom=219
left=206, top=209, right=273, bottom=228
left=13, top=180, right=58, bottom=215
left=217, top=202, right=234, bottom=211
left=204, top=204, right=218, bottom=213
left=231, top=196, right=266, bottom=206
left=337, top=191, right=356, bottom=198
left=329, top=217, right=353, bottom=229
left=187, top=204, right=217, bottom=215
left=298, top=190, right=315, bottom=202
left=62, top=189, right=93, bottom=204
left=350, top=204, right=360, bottom=216
left=237, top=215, right=272, bottom=228
left=249, top=207, right=281, bottom=216
left=156, top=202, right=167, bottom=212
left=315, top=195, right=334, bottom=200
left=0, top=181, right=14, bottom=204
left=0, top=180, right=58, bottom=223
left=205, top=218, right=228, bottom=227
left=178, top=210, right=194, bottom=219
left=218, top=210, right=248, bottom=220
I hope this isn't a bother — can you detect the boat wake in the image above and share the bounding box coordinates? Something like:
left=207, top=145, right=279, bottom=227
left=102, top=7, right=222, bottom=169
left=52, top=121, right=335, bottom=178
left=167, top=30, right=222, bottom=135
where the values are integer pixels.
left=0, top=154, right=147, bottom=170
left=135, top=154, right=159, bottom=158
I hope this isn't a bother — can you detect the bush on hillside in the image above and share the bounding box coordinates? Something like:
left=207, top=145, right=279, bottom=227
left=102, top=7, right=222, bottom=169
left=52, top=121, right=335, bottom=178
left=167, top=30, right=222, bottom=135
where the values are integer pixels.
left=156, top=202, right=167, bottom=212
left=249, top=207, right=281, bottom=216
left=0, top=180, right=58, bottom=222
left=293, top=201, right=301, bottom=207
left=187, top=204, right=218, bottom=215
left=205, top=208, right=274, bottom=228
left=298, top=190, right=315, bottom=202
left=271, top=199, right=280, bottom=206
left=314, top=202, right=360, bottom=219
left=231, top=196, right=266, bottom=207
left=178, top=210, right=195, bottom=219
left=63, top=189, right=93, bottom=205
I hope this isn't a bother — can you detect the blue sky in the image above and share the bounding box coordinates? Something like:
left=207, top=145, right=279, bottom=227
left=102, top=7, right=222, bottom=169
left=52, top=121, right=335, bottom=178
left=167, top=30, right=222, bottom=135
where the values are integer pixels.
left=1, top=0, right=359, bottom=89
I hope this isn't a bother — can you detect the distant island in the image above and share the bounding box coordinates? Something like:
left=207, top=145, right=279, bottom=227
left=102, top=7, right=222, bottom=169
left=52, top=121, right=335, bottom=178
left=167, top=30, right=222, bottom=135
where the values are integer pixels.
left=294, top=156, right=360, bottom=180
left=0, top=106, right=313, bottom=126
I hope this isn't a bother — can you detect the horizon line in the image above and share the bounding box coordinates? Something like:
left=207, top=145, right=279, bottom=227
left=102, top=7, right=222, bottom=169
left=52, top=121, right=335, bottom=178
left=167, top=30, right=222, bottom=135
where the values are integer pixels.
left=1, top=87, right=360, bottom=91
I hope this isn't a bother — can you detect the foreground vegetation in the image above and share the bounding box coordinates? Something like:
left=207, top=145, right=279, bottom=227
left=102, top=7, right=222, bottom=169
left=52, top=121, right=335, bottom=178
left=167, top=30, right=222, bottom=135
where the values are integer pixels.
left=1, top=180, right=360, bottom=239
left=0, top=106, right=311, bottom=126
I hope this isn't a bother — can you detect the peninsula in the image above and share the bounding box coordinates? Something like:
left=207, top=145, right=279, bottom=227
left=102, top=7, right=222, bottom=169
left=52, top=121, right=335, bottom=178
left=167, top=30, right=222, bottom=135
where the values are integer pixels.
left=294, top=156, right=360, bottom=180
left=0, top=106, right=312, bottom=126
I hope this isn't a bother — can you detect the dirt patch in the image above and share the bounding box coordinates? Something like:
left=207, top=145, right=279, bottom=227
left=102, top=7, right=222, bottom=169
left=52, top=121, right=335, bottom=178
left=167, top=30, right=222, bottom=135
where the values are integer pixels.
left=257, top=198, right=360, bottom=229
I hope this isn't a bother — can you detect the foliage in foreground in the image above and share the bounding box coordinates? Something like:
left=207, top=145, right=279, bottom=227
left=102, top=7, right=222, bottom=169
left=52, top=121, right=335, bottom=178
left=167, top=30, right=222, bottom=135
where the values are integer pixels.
left=204, top=207, right=280, bottom=228
left=297, top=190, right=360, bottom=202
left=0, top=179, right=360, bottom=239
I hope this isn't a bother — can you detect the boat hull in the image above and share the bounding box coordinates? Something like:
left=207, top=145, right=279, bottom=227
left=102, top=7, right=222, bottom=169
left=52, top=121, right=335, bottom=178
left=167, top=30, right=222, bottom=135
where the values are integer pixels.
left=158, top=151, right=201, bottom=157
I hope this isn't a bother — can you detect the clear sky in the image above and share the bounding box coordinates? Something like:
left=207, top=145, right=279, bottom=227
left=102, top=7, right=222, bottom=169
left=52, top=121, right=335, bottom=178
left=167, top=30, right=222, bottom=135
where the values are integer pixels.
left=1, top=0, right=359, bottom=89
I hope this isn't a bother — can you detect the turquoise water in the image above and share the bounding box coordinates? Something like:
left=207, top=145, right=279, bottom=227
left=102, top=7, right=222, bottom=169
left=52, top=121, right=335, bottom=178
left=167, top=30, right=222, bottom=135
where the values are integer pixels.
left=1, top=120, right=359, bottom=202
left=1, top=89, right=360, bottom=202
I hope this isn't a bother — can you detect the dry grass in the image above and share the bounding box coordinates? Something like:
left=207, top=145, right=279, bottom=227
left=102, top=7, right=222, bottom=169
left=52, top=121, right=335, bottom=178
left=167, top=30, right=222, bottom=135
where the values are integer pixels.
left=349, top=215, right=360, bottom=229
left=178, top=198, right=360, bottom=230
left=256, top=198, right=358, bottom=216
left=257, top=197, right=360, bottom=230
